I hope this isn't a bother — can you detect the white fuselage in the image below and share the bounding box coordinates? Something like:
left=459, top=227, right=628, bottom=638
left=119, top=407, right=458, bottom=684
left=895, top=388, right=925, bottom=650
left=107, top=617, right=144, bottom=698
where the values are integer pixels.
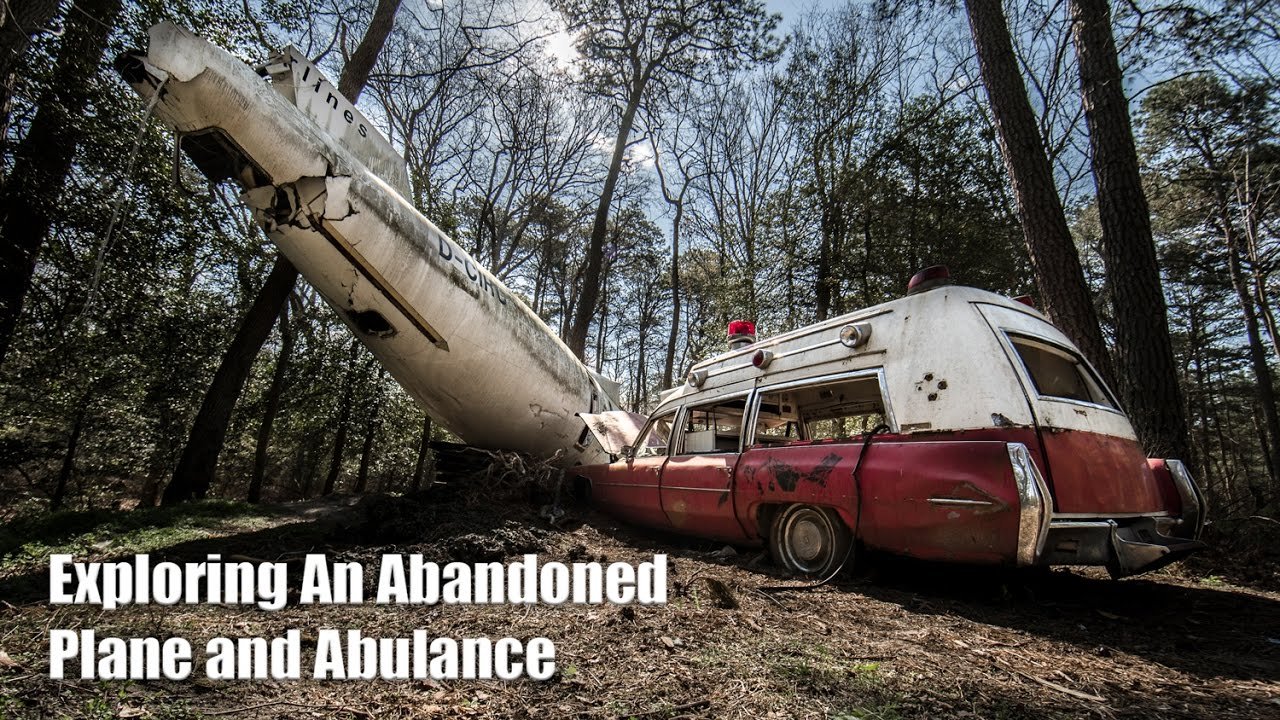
left=120, top=24, right=617, bottom=465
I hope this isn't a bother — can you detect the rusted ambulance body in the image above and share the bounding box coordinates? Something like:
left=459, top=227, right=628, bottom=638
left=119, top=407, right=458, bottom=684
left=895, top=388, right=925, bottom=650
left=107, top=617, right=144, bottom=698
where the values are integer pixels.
left=577, top=270, right=1206, bottom=578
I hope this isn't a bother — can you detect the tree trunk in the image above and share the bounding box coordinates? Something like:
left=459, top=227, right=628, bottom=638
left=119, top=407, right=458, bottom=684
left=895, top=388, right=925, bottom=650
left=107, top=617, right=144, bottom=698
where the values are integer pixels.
left=323, top=342, right=361, bottom=496
left=354, top=369, right=385, bottom=493
left=164, top=0, right=401, bottom=502
left=0, top=0, right=61, bottom=158
left=1243, top=221, right=1280, bottom=368
left=338, top=0, right=401, bottom=101
left=0, top=0, right=121, bottom=368
left=298, top=443, right=314, bottom=499
left=323, top=399, right=352, bottom=496
left=663, top=201, right=683, bottom=390
left=1224, top=222, right=1280, bottom=503
left=51, top=402, right=88, bottom=511
left=1069, top=0, right=1190, bottom=461
left=248, top=303, right=293, bottom=503
left=163, top=257, right=298, bottom=504
left=568, top=84, right=644, bottom=357
left=354, top=415, right=378, bottom=494
left=813, top=147, right=835, bottom=322
left=963, top=0, right=1113, bottom=385
left=411, top=414, right=432, bottom=492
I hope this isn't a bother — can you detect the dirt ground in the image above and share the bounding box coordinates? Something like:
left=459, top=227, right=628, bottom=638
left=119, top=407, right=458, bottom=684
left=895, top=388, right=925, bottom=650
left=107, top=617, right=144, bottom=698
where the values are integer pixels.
left=0, top=486, right=1277, bottom=720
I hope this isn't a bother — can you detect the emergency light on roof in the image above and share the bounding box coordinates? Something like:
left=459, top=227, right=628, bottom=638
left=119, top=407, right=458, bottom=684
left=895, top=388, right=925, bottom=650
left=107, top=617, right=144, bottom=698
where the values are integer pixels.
left=727, top=320, right=757, bottom=351
left=907, top=265, right=953, bottom=295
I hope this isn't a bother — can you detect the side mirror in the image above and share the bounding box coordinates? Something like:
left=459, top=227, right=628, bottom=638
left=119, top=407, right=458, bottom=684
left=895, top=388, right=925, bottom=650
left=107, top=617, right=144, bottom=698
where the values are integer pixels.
left=620, top=445, right=635, bottom=461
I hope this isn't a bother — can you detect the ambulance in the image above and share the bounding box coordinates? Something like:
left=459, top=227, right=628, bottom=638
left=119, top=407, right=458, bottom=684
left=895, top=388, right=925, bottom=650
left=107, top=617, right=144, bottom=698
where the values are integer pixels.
left=577, top=268, right=1206, bottom=578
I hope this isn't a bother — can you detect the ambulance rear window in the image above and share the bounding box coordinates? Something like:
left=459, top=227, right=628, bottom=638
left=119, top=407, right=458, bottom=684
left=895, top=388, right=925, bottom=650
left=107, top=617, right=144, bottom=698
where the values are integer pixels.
left=1009, top=335, right=1114, bottom=408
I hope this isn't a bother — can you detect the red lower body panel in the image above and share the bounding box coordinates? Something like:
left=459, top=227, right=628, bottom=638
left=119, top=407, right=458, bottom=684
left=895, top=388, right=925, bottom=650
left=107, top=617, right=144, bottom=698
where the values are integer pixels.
left=1039, top=430, right=1165, bottom=514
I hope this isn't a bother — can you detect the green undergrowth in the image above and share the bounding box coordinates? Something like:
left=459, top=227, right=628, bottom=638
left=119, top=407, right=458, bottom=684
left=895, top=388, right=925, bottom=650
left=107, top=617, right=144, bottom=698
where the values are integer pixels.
left=0, top=499, right=281, bottom=577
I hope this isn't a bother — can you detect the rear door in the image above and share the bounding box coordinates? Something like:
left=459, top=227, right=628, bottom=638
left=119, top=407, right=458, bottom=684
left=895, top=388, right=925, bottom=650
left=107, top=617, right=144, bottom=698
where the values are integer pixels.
left=660, top=395, right=751, bottom=541
left=978, top=303, right=1167, bottom=515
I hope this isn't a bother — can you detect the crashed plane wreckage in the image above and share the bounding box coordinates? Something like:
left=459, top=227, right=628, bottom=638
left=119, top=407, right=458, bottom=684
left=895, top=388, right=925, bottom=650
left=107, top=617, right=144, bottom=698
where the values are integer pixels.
left=116, top=23, right=621, bottom=466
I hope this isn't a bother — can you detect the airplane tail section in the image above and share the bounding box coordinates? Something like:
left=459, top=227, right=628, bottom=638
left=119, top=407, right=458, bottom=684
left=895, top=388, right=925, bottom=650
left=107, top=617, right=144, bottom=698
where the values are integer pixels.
left=257, top=47, right=412, bottom=197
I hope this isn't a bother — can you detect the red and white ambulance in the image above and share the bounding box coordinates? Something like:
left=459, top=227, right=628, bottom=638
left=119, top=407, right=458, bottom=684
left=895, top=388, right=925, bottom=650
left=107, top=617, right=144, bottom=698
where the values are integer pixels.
left=577, top=268, right=1206, bottom=578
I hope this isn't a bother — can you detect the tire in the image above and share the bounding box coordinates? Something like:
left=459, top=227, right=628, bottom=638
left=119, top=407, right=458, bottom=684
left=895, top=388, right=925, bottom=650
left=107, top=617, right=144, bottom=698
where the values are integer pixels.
left=768, top=504, right=853, bottom=577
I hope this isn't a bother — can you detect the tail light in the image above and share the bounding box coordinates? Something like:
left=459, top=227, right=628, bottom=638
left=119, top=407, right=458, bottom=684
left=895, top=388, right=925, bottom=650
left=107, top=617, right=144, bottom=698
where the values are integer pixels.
left=1166, top=459, right=1206, bottom=539
left=1008, top=443, right=1052, bottom=566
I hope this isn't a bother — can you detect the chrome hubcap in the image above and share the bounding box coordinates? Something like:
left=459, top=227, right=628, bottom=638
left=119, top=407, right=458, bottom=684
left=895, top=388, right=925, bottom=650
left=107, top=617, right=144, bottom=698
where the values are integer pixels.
left=791, top=519, right=824, bottom=561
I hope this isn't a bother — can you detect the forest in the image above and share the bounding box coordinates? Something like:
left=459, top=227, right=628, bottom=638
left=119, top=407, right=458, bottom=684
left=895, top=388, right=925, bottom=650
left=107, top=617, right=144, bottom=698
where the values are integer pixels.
left=0, top=0, right=1276, bottom=520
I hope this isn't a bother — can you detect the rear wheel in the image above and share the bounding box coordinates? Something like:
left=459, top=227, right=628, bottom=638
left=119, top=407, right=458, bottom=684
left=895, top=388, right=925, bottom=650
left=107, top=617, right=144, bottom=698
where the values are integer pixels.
left=768, top=504, right=852, bottom=577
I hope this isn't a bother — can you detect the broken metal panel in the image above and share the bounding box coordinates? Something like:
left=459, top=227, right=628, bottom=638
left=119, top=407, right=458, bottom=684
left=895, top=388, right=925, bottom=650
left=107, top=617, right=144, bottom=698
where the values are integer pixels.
left=258, top=47, right=412, bottom=197
left=588, top=370, right=623, bottom=409
left=578, top=411, right=649, bottom=456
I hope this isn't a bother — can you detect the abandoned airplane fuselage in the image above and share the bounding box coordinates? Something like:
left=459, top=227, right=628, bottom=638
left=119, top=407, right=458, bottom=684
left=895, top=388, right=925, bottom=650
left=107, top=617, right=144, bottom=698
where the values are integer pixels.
left=117, top=23, right=618, bottom=467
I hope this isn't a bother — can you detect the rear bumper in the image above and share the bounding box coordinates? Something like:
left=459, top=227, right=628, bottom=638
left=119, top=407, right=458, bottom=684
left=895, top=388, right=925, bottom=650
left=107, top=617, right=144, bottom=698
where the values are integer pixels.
left=1038, top=517, right=1206, bottom=577
left=1013, top=450, right=1208, bottom=577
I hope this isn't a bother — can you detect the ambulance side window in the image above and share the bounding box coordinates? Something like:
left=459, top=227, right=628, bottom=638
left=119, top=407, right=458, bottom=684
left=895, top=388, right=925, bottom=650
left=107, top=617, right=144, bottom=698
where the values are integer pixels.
left=1009, top=335, right=1115, bottom=408
left=677, top=398, right=747, bottom=454
left=753, top=375, right=888, bottom=446
left=800, top=376, right=887, bottom=441
left=635, top=413, right=675, bottom=458
left=752, top=395, right=802, bottom=446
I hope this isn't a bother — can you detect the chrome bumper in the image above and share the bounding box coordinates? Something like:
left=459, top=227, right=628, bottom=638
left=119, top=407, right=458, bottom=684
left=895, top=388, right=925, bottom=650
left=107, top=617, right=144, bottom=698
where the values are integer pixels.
left=1011, top=451, right=1208, bottom=576
left=1038, top=517, right=1206, bottom=577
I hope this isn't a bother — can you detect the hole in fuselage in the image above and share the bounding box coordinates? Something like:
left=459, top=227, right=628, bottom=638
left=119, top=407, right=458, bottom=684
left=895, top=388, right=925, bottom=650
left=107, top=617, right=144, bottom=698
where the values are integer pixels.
left=351, top=309, right=396, bottom=338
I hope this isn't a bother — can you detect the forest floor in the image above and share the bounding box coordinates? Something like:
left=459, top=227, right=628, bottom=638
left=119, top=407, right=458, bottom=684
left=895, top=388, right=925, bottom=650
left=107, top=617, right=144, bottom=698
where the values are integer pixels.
left=0, top=481, right=1277, bottom=720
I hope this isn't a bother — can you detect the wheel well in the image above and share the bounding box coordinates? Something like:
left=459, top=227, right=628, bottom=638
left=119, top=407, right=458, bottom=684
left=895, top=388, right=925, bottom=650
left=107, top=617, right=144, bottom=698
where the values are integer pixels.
left=757, top=503, right=781, bottom=538
left=758, top=502, right=856, bottom=539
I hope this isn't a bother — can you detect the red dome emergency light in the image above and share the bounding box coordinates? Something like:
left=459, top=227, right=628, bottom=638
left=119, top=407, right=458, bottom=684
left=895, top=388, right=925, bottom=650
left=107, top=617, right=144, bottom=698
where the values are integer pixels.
left=907, top=265, right=953, bottom=295
left=727, top=320, right=756, bottom=350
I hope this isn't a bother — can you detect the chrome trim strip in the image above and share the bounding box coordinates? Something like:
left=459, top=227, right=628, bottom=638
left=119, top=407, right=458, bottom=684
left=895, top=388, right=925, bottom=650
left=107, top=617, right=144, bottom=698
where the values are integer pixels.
left=1166, top=459, right=1206, bottom=540
left=1054, top=511, right=1171, bottom=519
left=1032, top=394, right=1125, bottom=416
left=1048, top=520, right=1115, bottom=530
left=659, top=485, right=731, bottom=493
left=705, top=361, right=756, bottom=379
left=772, top=341, right=888, bottom=362
left=927, top=498, right=996, bottom=507
left=1009, top=442, right=1052, bottom=566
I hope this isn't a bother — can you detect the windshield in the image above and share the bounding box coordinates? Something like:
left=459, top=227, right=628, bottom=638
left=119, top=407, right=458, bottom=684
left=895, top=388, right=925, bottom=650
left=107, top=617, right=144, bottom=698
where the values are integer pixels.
left=636, top=414, right=674, bottom=457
